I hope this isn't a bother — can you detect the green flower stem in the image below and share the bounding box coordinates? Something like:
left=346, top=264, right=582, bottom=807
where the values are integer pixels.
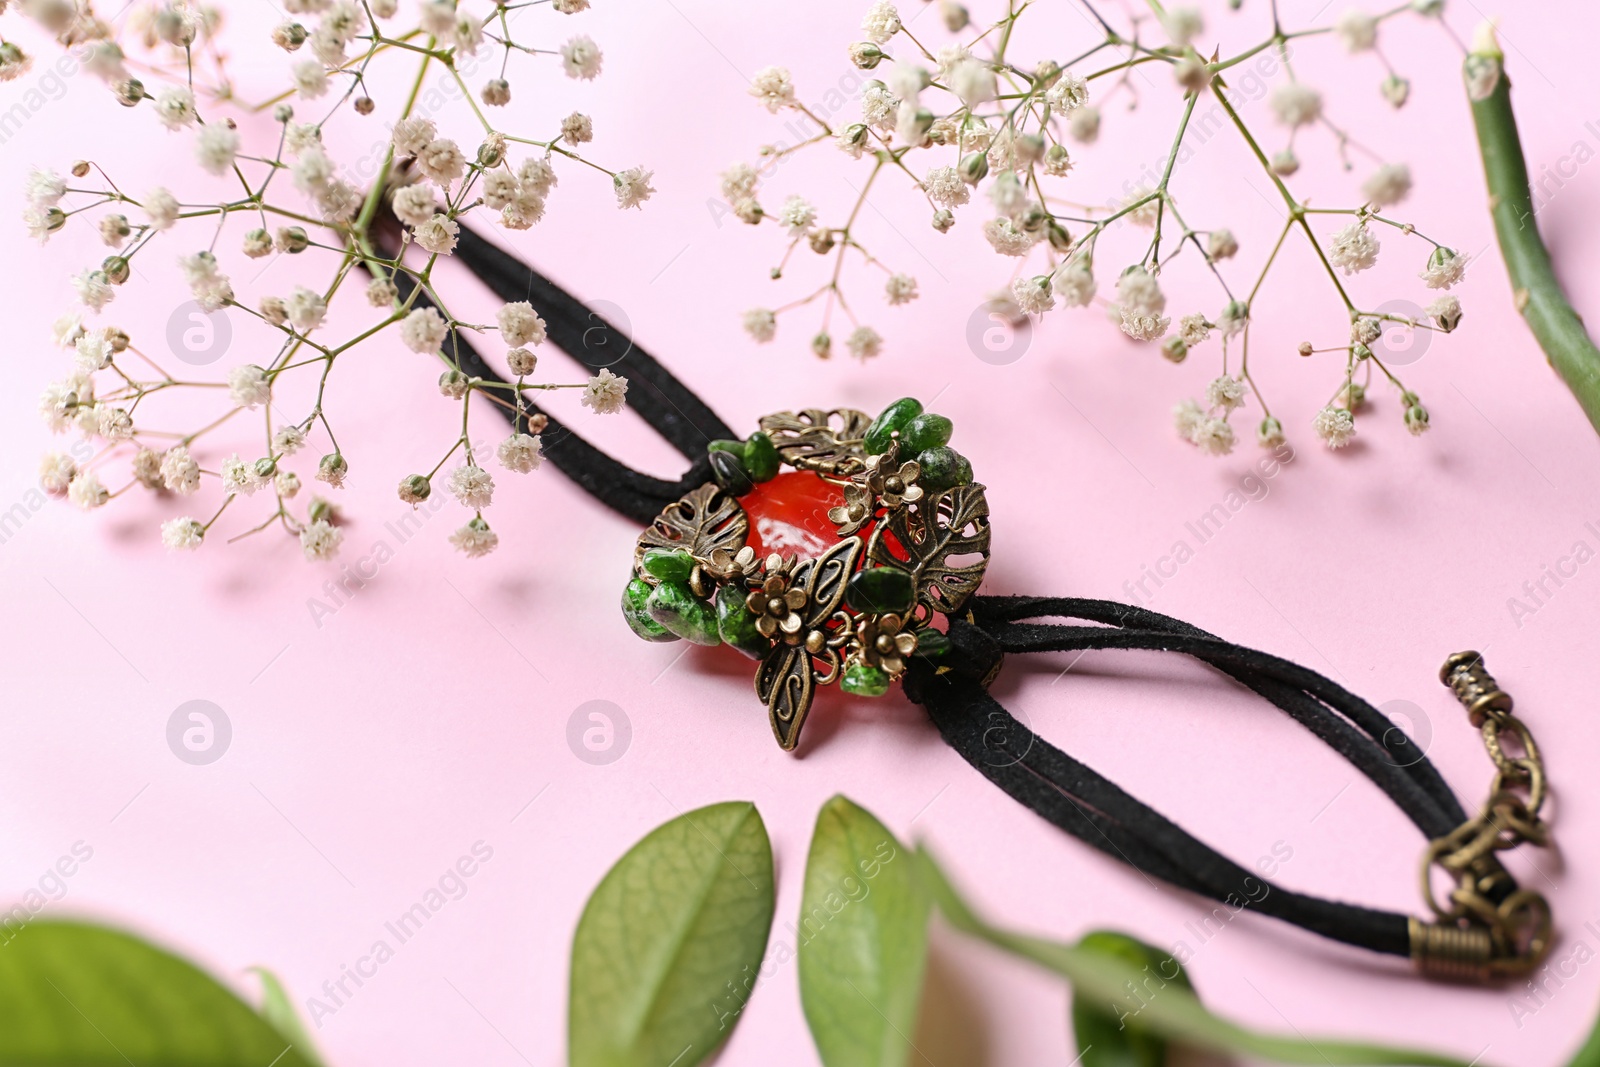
left=353, top=51, right=433, bottom=238
left=1467, top=44, right=1600, bottom=435
left=1212, top=73, right=1357, bottom=318
left=917, top=847, right=1492, bottom=1067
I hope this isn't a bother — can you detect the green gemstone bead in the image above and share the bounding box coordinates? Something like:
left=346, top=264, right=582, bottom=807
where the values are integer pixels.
left=845, top=566, right=915, bottom=614
left=716, top=583, right=769, bottom=659
left=863, top=397, right=924, bottom=455
left=709, top=448, right=754, bottom=496
left=913, top=628, right=951, bottom=660
left=841, top=661, right=892, bottom=697
left=708, top=438, right=745, bottom=457
left=743, top=431, right=780, bottom=482
left=900, top=412, right=953, bottom=454
left=646, top=580, right=721, bottom=646
left=917, top=446, right=973, bottom=493
left=621, top=578, right=678, bottom=642
left=640, top=547, right=696, bottom=583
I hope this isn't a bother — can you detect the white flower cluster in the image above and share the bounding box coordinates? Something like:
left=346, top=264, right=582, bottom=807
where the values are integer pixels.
left=18, top=0, right=642, bottom=559
left=725, top=0, right=1461, bottom=454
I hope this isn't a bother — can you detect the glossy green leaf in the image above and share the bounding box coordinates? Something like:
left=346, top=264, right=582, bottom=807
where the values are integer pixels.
left=570, top=801, right=775, bottom=1067
left=1071, top=931, right=1194, bottom=1067
left=0, top=921, right=318, bottom=1067
left=251, top=967, right=325, bottom=1067
left=799, top=795, right=930, bottom=1067
left=916, top=848, right=1489, bottom=1067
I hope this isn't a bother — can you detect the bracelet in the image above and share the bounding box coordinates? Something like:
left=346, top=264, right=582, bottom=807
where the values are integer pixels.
left=370, top=206, right=1557, bottom=983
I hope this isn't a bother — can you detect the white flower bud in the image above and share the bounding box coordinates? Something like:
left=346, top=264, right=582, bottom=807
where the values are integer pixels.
left=1207, top=229, right=1239, bottom=259
left=958, top=151, right=989, bottom=185
left=481, top=78, right=511, bottom=106
left=243, top=228, right=273, bottom=258
left=507, top=347, right=538, bottom=376
left=317, top=452, right=348, bottom=488
left=849, top=42, right=885, bottom=69
left=366, top=277, right=397, bottom=307
left=1174, top=55, right=1210, bottom=93
left=399, top=474, right=431, bottom=504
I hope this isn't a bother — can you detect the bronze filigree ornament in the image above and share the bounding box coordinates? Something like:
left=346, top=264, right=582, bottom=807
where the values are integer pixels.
left=747, top=559, right=810, bottom=644
left=863, top=452, right=924, bottom=508
left=855, top=612, right=918, bottom=676
left=621, top=397, right=990, bottom=751
left=758, top=407, right=874, bottom=476
left=827, top=484, right=875, bottom=538
left=703, top=545, right=760, bottom=582
left=634, top=481, right=747, bottom=564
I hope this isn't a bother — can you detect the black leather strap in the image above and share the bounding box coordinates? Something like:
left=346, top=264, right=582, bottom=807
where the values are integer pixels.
left=409, top=215, right=1486, bottom=961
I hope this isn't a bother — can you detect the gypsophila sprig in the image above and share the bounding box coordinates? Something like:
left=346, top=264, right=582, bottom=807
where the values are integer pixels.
left=16, top=0, right=646, bottom=560
left=726, top=0, right=1464, bottom=454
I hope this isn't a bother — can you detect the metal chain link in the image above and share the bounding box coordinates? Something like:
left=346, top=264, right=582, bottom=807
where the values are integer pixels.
left=1411, top=652, right=1553, bottom=981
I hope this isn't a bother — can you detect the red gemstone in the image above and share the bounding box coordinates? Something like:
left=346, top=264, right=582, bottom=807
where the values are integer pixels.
left=740, top=470, right=850, bottom=560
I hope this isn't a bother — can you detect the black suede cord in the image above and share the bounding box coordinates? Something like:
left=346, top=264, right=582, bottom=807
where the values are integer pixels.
left=368, top=214, right=733, bottom=524
left=900, top=596, right=1483, bottom=957
left=409, top=216, right=1486, bottom=960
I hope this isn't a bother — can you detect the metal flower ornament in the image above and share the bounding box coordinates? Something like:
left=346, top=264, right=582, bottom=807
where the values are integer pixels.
left=622, top=399, right=991, bottom=750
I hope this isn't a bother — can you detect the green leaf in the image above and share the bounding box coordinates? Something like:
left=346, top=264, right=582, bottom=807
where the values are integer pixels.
left=569, top=801, right=776, bottom=1067
left=799, top=795, right=930, bottom=1067
left=0, top=921, right=319, bottom=1067
left=251, top=967, right=325, bottom=1067
left=916, top=847, right=1490, bottom=1067
left=1071, top=931, right=1194, bottom=1067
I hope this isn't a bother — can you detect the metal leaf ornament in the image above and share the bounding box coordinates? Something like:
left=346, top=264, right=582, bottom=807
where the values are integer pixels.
left=868, top=484, right=991, bottom=615
left=635, top=483, right=748, bottom=563
left=758, top=408, right=874, bottom=477
left=756, top=536, right=863, bottom=750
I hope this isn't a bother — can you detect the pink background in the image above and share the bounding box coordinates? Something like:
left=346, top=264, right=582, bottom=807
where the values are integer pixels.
left=3, top=1, right=1600, bottom=1064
